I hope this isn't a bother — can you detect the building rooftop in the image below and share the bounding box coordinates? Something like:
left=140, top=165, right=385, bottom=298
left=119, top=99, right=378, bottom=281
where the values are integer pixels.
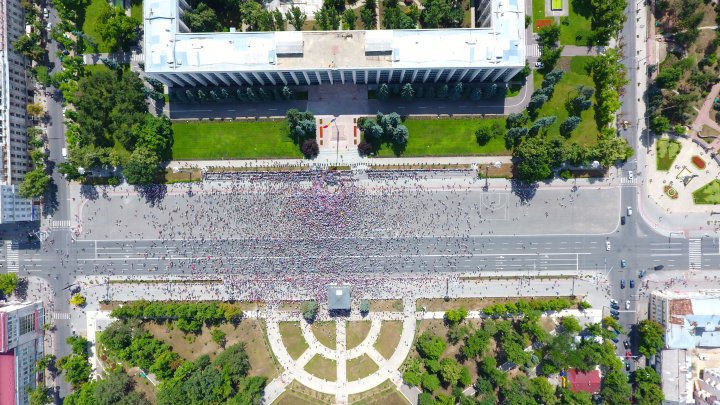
left=655, top=291, right=720, bottom=349
left=661, top=349, right=693, bottom=404
left=327, top=285, right=350, bottom=311
left=567, top=368, right=601, bottom=394
left=144, top=0, right=524, bottom=74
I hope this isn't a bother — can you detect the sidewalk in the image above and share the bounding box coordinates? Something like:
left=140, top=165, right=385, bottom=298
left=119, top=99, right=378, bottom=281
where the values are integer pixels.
left=168, top=156, right=513, bottom=169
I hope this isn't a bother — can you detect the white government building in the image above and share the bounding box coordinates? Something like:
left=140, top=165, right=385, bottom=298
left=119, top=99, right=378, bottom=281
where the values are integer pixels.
left=0, top=0, right=37, bottom=223
left=143, top=0, right=526, bottom=88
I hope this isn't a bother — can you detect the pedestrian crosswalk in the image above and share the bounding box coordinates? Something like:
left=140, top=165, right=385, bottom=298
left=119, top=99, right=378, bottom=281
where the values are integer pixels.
left=620, top=177, right=637, bottom=185
left=51, top=312, right=71, bottom=320
left=527, top=44, right=541, bottom=57
left=5, top=240, right=18, bottom=272
left=689, top=239, right=702, bottom=270
left=131, top=52, right=144, bottom=62
left=51, top=220, right=71, bottom=229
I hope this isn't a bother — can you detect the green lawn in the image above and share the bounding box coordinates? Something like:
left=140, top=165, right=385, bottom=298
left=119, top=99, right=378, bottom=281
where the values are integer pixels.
left=559, top=0, right=594, bottom=46
left=304, top=355, right=337, bottom=382
left=532, top=0, right=546, bottom=20
left=374, top=118, right=511, bottom=157
left=171, top=121, right=302, bottom=160
left=278, top=322, right=309, bottom=360
left=656, top=138, right=681, bottom=170
left=693, top=180, right=720, bottom=204
left=347, top=354, right=379, bottom=381
left=82, top=0, right=112, bottom=52
left=532, top=56, right=599, bottom=146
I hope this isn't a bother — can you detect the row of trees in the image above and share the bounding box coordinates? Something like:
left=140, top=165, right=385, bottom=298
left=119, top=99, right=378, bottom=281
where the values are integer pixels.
left=172, top=85, right=299, bottom=104
left=110, top=301, right=243, bottom=333
left=286, top=109, right=319, bottom=158
left=537, top=23, right=564, bottom=73
left=376, top=82, right=499, bottom=102
left=590, top=48, right=627, bottom=130
left=18, top=124, right=51, bottom=199
left=59, top=68, right=174, bottom=186
left=479, top=297, right=580, bottom=316
left=358, top=112, right=409, bottom=155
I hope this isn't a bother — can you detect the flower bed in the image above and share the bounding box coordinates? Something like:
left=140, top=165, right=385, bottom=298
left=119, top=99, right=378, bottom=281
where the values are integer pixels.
left=664, top=185, right=679, bottom=199
left=692, top=155, right=706, bottom=170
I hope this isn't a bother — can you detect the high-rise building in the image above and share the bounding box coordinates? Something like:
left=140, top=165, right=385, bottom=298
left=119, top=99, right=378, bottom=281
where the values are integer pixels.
left=144, top=0, right=526, bottom=88
left=0, top=0, right=37, bottom=222
left=0, top=301, right=45, bottom=405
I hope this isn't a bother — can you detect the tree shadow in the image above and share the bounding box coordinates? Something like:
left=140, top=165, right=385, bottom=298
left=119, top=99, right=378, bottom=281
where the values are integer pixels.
left=80, top=184, right=99, bottom=201
left=510, top=179, right=539, bottom=203
left=135, top=184, right=167, bottom=207
left=42, top=176, right=59, bottom=217
left=571, top=0, right=592, bottom=18
left=14, top=278, right=28, bottom=301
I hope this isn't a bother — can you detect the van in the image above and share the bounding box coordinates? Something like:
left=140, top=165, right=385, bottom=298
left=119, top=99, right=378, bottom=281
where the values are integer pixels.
left=61, top=148, right=67, bottom=158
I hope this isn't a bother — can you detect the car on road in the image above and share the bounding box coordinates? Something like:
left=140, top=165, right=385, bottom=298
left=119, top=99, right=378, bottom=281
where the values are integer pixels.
left=629, top=279, right=635, bottom=288
left=628, top=171, right=634, bottom=181
left=626, top=351, right=631, bottom=359
left=639, top=270, right=646, bottom=278
left=606, top=241, right=611, bottom=251
left=621, top=259, right=627, bottom=268
left=535, top=61, right=544, bottom=68
left=625, top=361, right=631, bottom=371
left=626, top=300, right=631, bottom=310
left=46, top=22, right=51, bottom=31
left=623, top=340, right=630, bottom=350
left=621, top=216, right=626, bottom=225
left=43, top=8, right=49, bottom=18
left=620, top=280, right=625, bottom=289
left=627, top=206, right=633, bottom=216
left=610, top=301, right=619, bottom=309
left=654, top=265, right=664, bottom=270
left=610, top=309, right=619, bottom=316
left=610, top=299, right=618, bottom=305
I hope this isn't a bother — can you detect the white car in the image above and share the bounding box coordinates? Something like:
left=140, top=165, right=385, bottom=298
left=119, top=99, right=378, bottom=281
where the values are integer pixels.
left=535, top=61, right=544, bottom=68
left=628, top=170, right=634, bottom=181
left=46, top=22, right=51, bottom=31
left=610, top=299, right=618, bottom=305
left=606, top=240, right=611, bottom=251
left=43, top=8, right=49, bottom=18
left=627, top=206, right=632, bottom=216
left=626, top=300, right=631, bottom=310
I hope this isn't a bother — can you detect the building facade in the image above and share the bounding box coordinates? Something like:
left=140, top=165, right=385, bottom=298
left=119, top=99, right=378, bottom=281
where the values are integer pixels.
left=0, top=301, right=44, bottom=405
left=696, top=368, right=720, bottom=405
left=0, top=0, right=34, bottom=223
left=0, top=0, right=32, bottom=185
left=144, top=0, right=525, bottom=88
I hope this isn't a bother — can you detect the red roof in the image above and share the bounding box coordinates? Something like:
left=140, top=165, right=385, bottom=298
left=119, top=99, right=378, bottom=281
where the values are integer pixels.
left=0, top=350, right=16, bottom=405
left=568, top=368, right=601, bottom=394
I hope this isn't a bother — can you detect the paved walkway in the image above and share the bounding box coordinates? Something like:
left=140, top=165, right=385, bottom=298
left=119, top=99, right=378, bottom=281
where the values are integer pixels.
left=168, top=155, right=513, bottom=169
left=690, top=82, right=720, bottom=151
left=560, top=45, right=600, bottom=57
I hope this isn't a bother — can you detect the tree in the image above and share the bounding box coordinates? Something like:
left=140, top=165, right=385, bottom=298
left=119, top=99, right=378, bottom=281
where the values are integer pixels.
left=559, top=316, right=582, bottom=334
left=528, top=93, right=549, bottom=115
left=649, top=114, right=670, bottom=134
left=537, top=22, right=561, bottom=46
left=97, top=4, right=141, bottom=52
left=282, top=86, right=294, bottom=100
left=18, top=168, right=50, bottom=199
left=462, top=329, right=490, bottom=359
left=133, top=115, right=174, bottom=160
left=302, top=300, right=319, bottom=322
left=58, top=354, right=91, bottom=388
left=26, top=103, right=45, bottom=119
left=342, top=8, right=357, bottom=29
left=420, top=0, right=463, bottom=28
left=213, top=343, right=251, bottom=384
left=70, top=294, right=86, bottom=306
left=12, top=33, right=45, bottom=61
left=529, top=377, right=557, bottom=405
left=377, top=83, right=390, bottom=100
left=0, top=273, right=18, bottom=296
left=362, top=121, right=384, bottom=140
left=211, top=328, right=226, bottom=347
left=529, top=116, right=557, bottom=136
left=421, top=373, right=440, bottom=392
left=634, top=367, right=664, bottom=405
left=449, top=82, right=463, bottom=101
left=273, top=9, right=286, bottom=30
left=539, top=46, right=563, bottom=71
left=476, top=120, right=504, bottom=145
left=416, top=332, right=445, bottom=360
left=600, top=369, right=631, bottom=404
left=183, top=2, right=222, bottom=32
left=403, top=371, right=422, bottom=386
left=301, top=139, right=319, bottom=158
left=124, top=147, right=159, bottom=185
left=439, top=358, right=463, bottom=386
left=315, top=5, right=340, bottom=30
left=27, top=383, right=52, bottom=405
left=401, top=83, right=415, bottom=101
left=445, top=307, right=468, bottom=325
left=560, top=116, right=581, bottom=138
left=286, top=5, right=307, bottom=30
left=655, top=67, right=682, bottom=89
left=590, top=0, right=627, bottom=45
left=507, top=112, right=528, bottom=128
left=361, top=0, right=378, bottom=29
left=638, top=320, right=664, bottom=358
left=358, top=140, right=374, bottom=156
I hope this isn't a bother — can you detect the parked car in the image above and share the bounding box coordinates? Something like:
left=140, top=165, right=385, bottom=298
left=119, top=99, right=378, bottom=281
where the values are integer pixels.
left=535, top=61, right=544, bottom=68
left=621, top=216, right=626, bottom=225
left=626, top=300, right=631, bottom=310
left=623, top=340, right=630, bottom=350
left=627, top=206, right=633, bottom=216
left=610, top=309, right=619, bottom=316
left=43, top=7, right=49, bottom=18
left=629, top=279, right=635, bottom=288
left=620, top=280, right=625, bottom=289
left=654, top=265, right=664, bottom=270
left=625, top=362, right=631, bottom=371
left=621, top=259, right=627, bottom=268
left=611, top=302, right=619, bottom=309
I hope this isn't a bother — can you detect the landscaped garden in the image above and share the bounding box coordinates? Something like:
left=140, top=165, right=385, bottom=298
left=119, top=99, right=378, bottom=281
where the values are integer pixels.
left=559, top=0, right=593, bottom=45
left=693, top=180, right=720, bottom=204
left=656, top=138, right=682, bottom=170
left=172, top=120, right=302, bottom=160
left=664, top=185, right=679, bottom=199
